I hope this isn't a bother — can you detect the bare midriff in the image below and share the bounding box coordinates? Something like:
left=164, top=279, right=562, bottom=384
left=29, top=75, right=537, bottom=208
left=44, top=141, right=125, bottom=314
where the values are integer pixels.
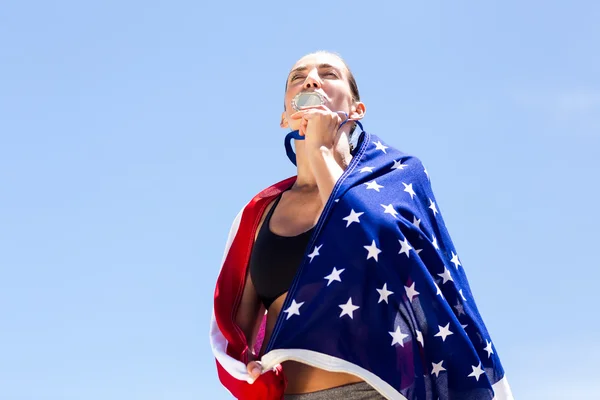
left=258, top=293, right=363, bottom=394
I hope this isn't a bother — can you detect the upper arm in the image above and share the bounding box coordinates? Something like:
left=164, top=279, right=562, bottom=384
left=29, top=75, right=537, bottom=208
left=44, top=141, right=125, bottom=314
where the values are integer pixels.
left=235, top=203, right=272, bottom=354
left=235, top=201, right=274, bottom=349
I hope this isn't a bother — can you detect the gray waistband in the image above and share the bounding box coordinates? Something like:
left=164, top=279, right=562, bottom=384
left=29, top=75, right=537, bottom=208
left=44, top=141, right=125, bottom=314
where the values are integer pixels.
left=283, top=381, right=385, bottom=400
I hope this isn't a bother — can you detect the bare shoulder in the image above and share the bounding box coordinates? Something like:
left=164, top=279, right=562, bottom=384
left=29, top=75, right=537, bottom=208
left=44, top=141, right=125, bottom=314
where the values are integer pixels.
left=253, top=197, right=278, bottom=241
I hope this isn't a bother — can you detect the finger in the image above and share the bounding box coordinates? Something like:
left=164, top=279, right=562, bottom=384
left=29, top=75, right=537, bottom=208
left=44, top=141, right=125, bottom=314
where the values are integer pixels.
left=300, top=109, right=330, bottom=121
left=302, top=111, right=342, bottom=127
left=299, top=119, right=307, bottom=136
left=290, top=103, right=333, bottom=119
left=299, top=104, right=331, bottom=112
left=289, top=111, right=305, bottom=120
left=290, top=109, right=323, bottom=120
left=247, top=361, right=262, bottom=378
left=336, top=111, right=349, bottom=122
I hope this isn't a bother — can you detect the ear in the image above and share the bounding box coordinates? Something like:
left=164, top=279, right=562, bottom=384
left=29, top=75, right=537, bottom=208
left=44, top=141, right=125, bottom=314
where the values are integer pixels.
left=280, top=111, right=289, bottom=129
left=349, top=102, right=366, bottom=121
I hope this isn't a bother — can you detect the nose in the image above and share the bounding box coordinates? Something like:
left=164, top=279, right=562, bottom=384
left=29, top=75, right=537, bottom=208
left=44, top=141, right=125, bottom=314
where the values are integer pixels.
left=303, top=68, right=322, bottom=90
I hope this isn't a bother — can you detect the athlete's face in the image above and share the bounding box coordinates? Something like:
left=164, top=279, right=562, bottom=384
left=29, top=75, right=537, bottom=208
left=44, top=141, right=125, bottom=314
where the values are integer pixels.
left=281, top=53, right=358, bottom=132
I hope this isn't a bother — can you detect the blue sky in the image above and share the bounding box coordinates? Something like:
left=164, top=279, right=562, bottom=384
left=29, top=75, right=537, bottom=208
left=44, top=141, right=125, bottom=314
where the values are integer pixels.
left=1, top=1, right=598, bottom=399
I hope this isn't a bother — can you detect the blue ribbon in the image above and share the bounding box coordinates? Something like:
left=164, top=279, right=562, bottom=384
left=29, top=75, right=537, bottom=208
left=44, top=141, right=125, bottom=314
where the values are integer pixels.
left=284, top=114, right=364, bottom=166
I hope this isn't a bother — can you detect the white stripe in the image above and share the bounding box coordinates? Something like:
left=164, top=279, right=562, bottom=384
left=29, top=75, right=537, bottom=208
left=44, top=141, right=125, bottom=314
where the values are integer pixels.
left=262, top=349, right=515, bottom=400
left=492, top=376, right=514, bottom=399
left=219, top=206, right=245, bottom=266
left=261, top=349, right=404, bottom=399
left=209, top=205, right=255, bottom=383
left=209, top=309, right=252, bottom=382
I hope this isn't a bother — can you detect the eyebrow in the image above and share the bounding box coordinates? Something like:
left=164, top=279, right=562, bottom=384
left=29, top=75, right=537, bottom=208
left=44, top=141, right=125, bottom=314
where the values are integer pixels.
left=288, top=63, right=341, bottom=78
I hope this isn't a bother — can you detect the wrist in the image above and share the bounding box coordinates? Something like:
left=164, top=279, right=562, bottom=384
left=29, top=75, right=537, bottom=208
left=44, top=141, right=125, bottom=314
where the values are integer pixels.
left=307, top=145, right=343, bottom=178
left=308, top=145, right=334, bottom=160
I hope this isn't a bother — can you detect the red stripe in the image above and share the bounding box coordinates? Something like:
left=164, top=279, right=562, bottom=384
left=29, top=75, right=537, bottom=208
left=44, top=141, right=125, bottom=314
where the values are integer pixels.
left=213, top=177, right=296, bottom=399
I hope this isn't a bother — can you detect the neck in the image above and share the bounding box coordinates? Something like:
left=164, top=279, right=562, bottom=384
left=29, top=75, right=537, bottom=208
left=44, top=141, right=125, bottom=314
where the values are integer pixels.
left=292, top=137, right=353, bottom=190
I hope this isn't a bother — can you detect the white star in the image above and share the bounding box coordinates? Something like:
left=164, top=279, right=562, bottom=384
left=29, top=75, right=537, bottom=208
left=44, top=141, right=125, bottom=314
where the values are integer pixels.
left=403, top=182, right=416, bottom=200
left=398, top=237, right=413, bottom=258
left=412, top=216, right=421, bottom=230
left=434, top=323, right=454, bottom=342
left=431, top=360, right=446, bottom=377
left=381, top=203, right=399, bottom=218
left=364, top=240, right=382, bottom=262
left=424, top=167, right=429, bottom=180
left=324, top=267, right=344, bottom=286
left=415, top=248, right=423, bottom=255
left=434, top=282, right=443, bottom=298
left=343, top=209, right=364, bottom=227
left=431, top=234, right=440, bottom=250
left=437, top=267, right=453, bottom=284
left=364, top=180, right=384, bottom=192
left=468, top=363, right=485, bottom=381
left=416, top=330, right=425, bottom=347
left=339, top=297, right=360, bottom=319
left=404, top=282, right=419, bottom=302
left=428, top=199, right=439, bottom=216
left=308, top=244, right=322, bottom=262
left=389, top=326, right=409, bottom=346
left=459, top=289, right=467, bottom=301
left=283, top=299, right=304, bottom=320
left=450, top=251, right=461, bottom=269
left=461, top=323, right=469, bottom=330
left=454, top=300, right=465, bottom=316
left=392, top=159, right=408, bottom=170
left=374, top=140, right=388, bottom=153
left=359, top=166, right=374, bottom=173
left=376, top=283, right=394, bottom=303
left=484, top=340, right=494, bottom=358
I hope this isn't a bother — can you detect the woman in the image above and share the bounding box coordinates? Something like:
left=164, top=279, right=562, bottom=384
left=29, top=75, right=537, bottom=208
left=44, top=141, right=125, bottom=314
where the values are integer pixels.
left=210, top=51, right=512, bottom=400
left=237, top=51, right=378, bottom=398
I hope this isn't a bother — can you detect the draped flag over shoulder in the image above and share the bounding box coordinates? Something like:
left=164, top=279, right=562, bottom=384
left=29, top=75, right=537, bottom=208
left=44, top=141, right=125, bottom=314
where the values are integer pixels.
left=210, top=131, right=514, bottom=400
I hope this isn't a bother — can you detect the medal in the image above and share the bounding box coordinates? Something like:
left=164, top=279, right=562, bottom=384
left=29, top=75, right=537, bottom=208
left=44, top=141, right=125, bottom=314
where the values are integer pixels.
left=291, top=91, right=325, bottom=111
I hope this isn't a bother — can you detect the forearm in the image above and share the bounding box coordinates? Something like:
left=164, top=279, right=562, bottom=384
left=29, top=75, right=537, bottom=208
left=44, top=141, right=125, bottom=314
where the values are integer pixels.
left=308, top=146, right=345, bottom=206
left=234, top=274, right=263, bottom=358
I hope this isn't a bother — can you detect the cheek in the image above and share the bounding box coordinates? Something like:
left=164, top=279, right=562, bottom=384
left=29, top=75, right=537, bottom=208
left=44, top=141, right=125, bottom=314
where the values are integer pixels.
left=284, top=89, right=298, bottom=111
left=327, top=82, right=352, bottom=104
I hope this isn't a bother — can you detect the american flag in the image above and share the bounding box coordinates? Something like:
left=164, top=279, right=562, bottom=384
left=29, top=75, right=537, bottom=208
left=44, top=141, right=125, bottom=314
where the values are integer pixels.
left=210, top=132, right=514, bottom=400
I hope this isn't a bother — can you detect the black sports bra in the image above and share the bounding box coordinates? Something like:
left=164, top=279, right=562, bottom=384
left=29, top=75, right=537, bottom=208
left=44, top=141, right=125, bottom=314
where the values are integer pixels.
left=249, top=194, right=314, bottom=309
